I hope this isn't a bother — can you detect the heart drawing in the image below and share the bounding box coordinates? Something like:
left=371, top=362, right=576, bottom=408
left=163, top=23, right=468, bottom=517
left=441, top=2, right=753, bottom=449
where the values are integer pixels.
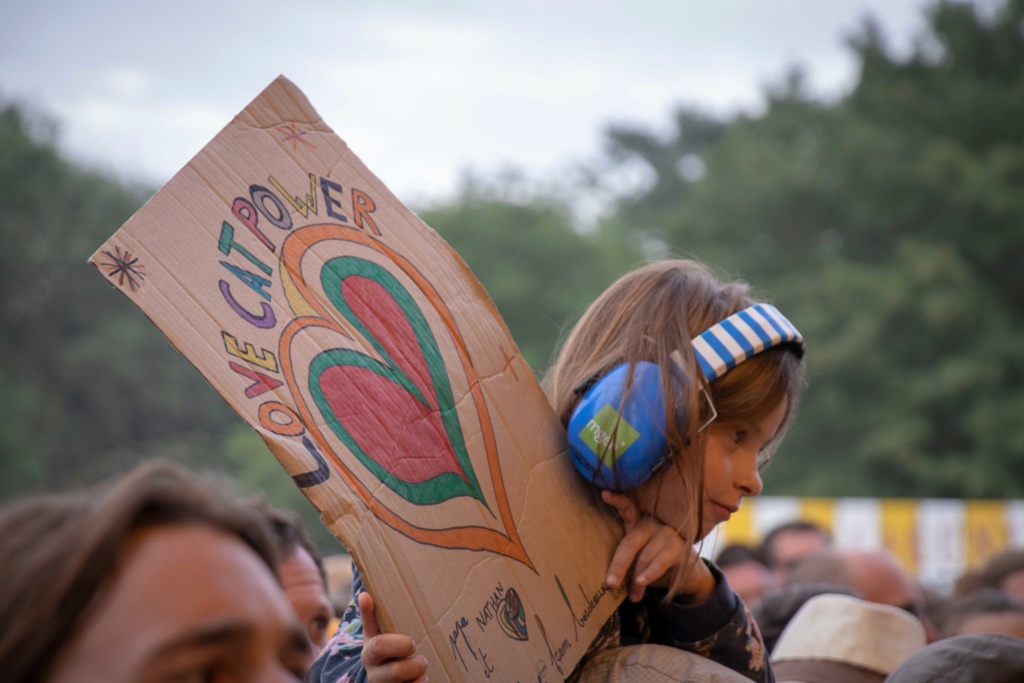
left=277, top=224, right=533, bottom=569
left=498, top=587, right=529, bottom=641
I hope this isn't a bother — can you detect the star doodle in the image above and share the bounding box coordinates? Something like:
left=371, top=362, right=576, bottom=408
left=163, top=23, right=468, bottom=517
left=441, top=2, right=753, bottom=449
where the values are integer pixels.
left=101, top=246, right=146, bottom=291
left=276, top=121, right=316, bottom=152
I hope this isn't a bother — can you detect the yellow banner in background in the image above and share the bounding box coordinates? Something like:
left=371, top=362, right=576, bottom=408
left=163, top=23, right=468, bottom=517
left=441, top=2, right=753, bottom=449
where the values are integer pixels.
left=966, top=501, right=1007, bottom=571
left=799, top=498, right=834, bottom=537
left=881, top=500, right=918, bottom=575
left=720, top=499, right=754, bottom=546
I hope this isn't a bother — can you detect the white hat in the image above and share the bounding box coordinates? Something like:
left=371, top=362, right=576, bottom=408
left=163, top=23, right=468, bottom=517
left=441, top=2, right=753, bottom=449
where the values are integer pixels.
left=770, top=593, right=926, bottom=683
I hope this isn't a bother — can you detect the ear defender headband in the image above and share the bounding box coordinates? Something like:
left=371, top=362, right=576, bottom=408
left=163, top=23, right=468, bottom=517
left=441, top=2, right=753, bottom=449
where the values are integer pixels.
left=567, top=303, right=805, bottom=491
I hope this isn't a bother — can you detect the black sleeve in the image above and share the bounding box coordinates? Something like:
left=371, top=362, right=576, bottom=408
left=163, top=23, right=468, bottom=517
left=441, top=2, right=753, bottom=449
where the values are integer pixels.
left=618, top=560, right=773, bottom=683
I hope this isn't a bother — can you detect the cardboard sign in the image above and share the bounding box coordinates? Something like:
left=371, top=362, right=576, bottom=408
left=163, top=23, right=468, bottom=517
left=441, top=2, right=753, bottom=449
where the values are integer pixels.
left=89, top=76, right=624, bottom=681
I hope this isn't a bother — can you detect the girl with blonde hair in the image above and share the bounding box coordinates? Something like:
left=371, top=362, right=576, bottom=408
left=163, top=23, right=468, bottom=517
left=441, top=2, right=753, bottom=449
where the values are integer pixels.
left=552, top=259, right=805, bottom=681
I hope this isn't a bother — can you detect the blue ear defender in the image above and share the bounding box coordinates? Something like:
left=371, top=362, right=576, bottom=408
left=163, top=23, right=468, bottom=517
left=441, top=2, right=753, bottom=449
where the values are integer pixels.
left=566, top=304, right=804, bottom=491
left=567, top=362, right=674, bottom=491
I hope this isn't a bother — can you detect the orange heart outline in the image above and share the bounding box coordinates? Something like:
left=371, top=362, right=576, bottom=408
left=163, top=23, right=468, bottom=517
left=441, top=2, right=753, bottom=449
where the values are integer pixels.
left=278, top=223, right=534, bottom=570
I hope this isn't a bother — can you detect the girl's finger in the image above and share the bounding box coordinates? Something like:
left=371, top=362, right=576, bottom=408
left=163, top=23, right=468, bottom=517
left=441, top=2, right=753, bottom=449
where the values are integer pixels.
left=626, top=530, right=668, bottom=601
left=606, top=525, right=653, bottom=591
left=601, top=490, right=641, bottom=527
left=634, top=532, right=683, bottom=588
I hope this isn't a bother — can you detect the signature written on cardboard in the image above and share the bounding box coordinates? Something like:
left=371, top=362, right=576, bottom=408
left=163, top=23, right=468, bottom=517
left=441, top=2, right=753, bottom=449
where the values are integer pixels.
left=534, top=613, right=571, bottom=678
left=555, top=574, right=616, bottom=642
left=450, top=615, right=496, bottom=678
left=447, top=581, right=532, bottom=679
left=476, top=582, right=530, bottom=642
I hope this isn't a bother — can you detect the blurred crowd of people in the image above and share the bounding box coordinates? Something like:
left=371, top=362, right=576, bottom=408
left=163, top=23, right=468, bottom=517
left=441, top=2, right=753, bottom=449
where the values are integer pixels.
left=2, top=462, right=1024, bottom=682
left=716, top=519, right=1024, bottom=681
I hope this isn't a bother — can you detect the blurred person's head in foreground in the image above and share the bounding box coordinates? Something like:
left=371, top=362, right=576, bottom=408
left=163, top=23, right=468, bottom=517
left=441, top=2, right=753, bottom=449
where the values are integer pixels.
left=786, top=547, right=940, bottom=642
left=935, top=587, right=1024, bottom=639
left=715, top=543, right=775, bottom=609
left=759, top=519, right=830, bottom=583
left=770, top=593, right=926, bottom=682
left=885, top=633, right=1024, bottom=683
left=752, top=582, right=861, bottom=654
left=251, top=500, right=334, bottom=651
left=0, top=460, right=313, bottom=683
left=973, top=548, right=1024, bottom=601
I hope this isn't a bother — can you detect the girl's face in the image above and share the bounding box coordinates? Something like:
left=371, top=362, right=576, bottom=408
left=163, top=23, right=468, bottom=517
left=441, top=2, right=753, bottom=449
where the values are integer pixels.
left=639, top=398, right=789, bottom=541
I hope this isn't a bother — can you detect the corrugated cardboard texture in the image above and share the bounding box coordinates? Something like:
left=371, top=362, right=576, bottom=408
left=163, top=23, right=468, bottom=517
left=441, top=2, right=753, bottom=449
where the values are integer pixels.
left=89, top=76, right=625, bottom=682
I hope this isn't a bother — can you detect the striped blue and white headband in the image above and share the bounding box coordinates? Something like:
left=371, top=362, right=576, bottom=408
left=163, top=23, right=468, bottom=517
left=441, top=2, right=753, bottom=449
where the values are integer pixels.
left=686, top=303, right=805, bottom=382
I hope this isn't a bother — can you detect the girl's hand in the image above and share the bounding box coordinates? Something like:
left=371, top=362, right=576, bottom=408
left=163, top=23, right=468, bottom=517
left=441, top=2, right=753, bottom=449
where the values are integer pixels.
left=601, top=490, right=715, bottom=604
left=359, top=592, right=429, bottom=683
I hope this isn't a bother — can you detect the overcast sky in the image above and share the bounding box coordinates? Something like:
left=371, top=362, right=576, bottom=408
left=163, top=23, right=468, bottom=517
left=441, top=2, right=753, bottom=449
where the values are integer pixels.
left=1, top=0, right=940, bottom=203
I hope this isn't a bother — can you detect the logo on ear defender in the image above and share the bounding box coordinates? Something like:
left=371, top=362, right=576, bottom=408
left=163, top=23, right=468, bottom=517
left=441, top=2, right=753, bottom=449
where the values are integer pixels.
left=578, top=404, right=641, bottom=466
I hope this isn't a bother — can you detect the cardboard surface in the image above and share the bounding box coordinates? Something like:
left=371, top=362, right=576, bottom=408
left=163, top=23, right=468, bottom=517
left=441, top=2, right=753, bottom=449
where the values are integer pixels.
left=89, top=76, right=624, bottom=682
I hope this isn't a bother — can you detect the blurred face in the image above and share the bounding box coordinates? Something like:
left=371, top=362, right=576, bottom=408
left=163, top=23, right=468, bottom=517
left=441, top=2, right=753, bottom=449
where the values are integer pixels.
left=48, top=524, right=312, bottom=683
left=1001, top=569, right=1024, bottom=601
left=279, top=547, right=333, bottom=651
left=954, top=612, right=1024, bottom=639
left=845, top=549, right=942, bottom=643
left=722, top=560, right=776, bottom=609
left=642, top=399, right=786, bottom=540
left=770, top=528, right=829, bottom=579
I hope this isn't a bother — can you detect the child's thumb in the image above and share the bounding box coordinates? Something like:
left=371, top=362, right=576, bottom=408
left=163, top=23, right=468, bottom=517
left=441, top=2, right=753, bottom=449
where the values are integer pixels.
left=358, top=591, right=381, bottom=639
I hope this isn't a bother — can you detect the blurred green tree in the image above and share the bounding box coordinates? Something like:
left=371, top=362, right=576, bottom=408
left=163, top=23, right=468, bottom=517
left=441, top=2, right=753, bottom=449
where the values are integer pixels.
left=0, top=103, right=236, bottom=495
left=598, top=0, right=1024, bottom=497
left=420, top=176, right=633, bottom=373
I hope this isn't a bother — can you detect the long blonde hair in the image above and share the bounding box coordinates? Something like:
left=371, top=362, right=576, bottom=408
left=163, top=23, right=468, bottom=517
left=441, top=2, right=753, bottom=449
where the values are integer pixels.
left=545, top=259, right=804, bottom=595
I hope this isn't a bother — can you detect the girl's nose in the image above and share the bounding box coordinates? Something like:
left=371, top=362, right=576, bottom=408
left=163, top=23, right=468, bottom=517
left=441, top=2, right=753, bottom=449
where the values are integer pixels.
left=737, top=450, right=763, bottom=497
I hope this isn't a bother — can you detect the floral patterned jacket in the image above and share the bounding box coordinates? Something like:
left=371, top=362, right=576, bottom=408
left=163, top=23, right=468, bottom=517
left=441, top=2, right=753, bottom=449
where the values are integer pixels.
left=614, top=560, right=771, bottom=682
left=306, top=560, right=771, bottom=683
